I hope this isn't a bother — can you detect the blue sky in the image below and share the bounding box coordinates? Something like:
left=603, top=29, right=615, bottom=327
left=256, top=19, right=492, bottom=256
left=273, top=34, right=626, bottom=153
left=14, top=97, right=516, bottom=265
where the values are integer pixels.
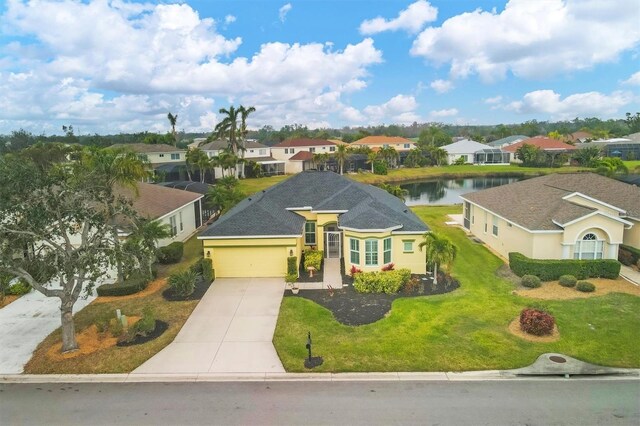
left=0, top=0, right=638, bottom=135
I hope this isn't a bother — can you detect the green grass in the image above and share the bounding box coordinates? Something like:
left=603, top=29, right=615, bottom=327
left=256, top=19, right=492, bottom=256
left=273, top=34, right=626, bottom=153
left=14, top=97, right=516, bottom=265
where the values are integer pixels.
left=239, top=174, right=290, bottom=195
left=624, top=160, right=640, bottom=172
left=348, top=165, right=591, bottom=185
left=273, top=206, right=640, bottom=372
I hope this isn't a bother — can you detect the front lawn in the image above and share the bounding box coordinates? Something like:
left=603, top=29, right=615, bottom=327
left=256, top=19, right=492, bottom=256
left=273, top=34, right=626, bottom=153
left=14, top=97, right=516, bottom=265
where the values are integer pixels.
left=24, top=234, right=204, bottom=374
left=273, top=206, right=640, bottom=372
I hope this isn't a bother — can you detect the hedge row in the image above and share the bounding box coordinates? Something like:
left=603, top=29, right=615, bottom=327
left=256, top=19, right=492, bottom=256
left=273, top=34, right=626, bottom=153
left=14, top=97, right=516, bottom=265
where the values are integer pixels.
left=618, top=244, right=640, bottom=266
left=508, top=252, right=620, bottom=281
left=157, top=242, right=184, bottom=264
left=287, top=256, right=298, bottom=276
left=353, top=269, right=411, bottom=294
left=97, top=272, right=150, bottom=297
left=190, top=258, right=214, bottom=283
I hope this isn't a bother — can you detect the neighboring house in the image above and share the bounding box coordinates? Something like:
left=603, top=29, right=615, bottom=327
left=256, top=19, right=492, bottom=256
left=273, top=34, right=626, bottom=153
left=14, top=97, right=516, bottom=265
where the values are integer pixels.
left=157, top=181, right=216, bottom=224
left=271, top=138, right=338, bottom=174
left=199, top=171, right=429, bottom=278
left=109, top=143, right=187, bottom=181
left=625, top=132, right=640, bottom=143
left=460, top=173, right=640, bottom=261
left=567, top=131, right=594, bottom=143
left=118, top=183, right=204, bottom=247
left=199, top=140, right=285, bottom=177
left=503, top=137, right=577, bottom=163
left=575, top=138, right=640, bottom=161
left=486, top=135, right=528, bottom=148
left=351, top=136, right=416, bottom=152
left=441, top=139, right=509, bottom=165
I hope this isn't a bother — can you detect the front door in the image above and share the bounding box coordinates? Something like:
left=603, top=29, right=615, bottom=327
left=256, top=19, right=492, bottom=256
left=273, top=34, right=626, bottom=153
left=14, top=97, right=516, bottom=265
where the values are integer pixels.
left=325, top=231, right=341, bottom=258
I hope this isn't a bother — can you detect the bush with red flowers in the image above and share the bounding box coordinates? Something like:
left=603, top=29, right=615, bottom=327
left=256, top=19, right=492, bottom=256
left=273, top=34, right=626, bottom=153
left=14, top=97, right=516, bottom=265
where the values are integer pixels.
left=519, top=308, right=555, bottom=336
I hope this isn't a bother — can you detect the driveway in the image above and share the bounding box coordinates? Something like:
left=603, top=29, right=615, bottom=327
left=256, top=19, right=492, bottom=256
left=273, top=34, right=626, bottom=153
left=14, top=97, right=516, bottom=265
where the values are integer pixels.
left=133, top=278, right=286, bottom=374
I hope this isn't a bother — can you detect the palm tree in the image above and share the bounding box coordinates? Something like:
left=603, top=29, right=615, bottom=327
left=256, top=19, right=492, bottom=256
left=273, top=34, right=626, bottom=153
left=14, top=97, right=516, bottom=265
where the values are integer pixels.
left=378, top=183, right=408, bottom=201
left=334, top=144, right=350, bottom=174
left=124, top=219, right=171, bottom=279
left=214, top=106, right=241, bottom=155
left=428, top=146, right=448, bottom=166
left=366, top=150, right=379, bottom=173
left=237, top=106, right=256, bottom=177
left=419, top=232, right=457, bottom=285
left=167, top=113, right=178, bottom=146
left=379, top=146, right=399, bottom=168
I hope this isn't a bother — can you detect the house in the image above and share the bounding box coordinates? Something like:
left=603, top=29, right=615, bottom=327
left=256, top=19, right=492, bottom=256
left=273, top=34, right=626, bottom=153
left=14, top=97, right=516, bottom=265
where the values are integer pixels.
left=486, top=135, right=528, bottom=148
left=567, top=131, right=594, bottom=143
left=198, top=171, right=429, bottom=278
left=271, top=138, right=338, bottom=173
left=575, top=138, right=640, bottom=161
left=109, top=143, right=187, bottom=181
left=503, top=137, right=577, bottom=163
left=460, top=173, right=640, bottom=261
left=351, top=136, right=415, bottom=152
left=199, top=140, right=285, bottom=177
left=118, top=183, right=204, bottom=247
left=441, top=139, right=509, bottom=165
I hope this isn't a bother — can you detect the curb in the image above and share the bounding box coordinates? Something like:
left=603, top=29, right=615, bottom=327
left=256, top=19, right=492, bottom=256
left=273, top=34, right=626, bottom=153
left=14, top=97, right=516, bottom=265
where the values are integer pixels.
left=2, top=370, right=639, bottom=384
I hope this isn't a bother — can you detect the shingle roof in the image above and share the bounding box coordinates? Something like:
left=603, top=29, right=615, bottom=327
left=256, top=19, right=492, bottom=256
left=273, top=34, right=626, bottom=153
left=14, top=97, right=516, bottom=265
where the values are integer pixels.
left=117, top=183, right=203, bottom=220
left=198, top=140, right=268, bottom=151
left=503, top=137, right=577, bottom=153
left=461, top=173, right=640, bottom=231
left=109, top=143, right=183, bottom=153
left=486, top=135, right=528, bottom=147
left=200, top=171, right=429, bottom=237
left=273, top=138, right=336, bottom=148
left=353, top=136, right=414, bottom=145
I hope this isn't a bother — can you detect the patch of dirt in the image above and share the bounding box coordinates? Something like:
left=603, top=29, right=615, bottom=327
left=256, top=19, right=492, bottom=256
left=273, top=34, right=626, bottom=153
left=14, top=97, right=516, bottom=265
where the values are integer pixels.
left=495, top=264, right=520, bottom=285
left=162, top=277, right=212, bottom=301
left=0, top=295, right=19, bottom=309
left=93, top=278, right=167, bottom=304
left=508, top=318, right=560, bottom=343
left=46, top=316, right=140, bottom=361
left=514, top=278, right=640, bottom=300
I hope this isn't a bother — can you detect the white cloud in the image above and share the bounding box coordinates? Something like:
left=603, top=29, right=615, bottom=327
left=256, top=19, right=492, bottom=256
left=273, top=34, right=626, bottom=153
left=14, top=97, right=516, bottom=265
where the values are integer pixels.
left=429, top=108, right=458, bottom=118
left=484, top=95, right=503, bottom=104
left=360, top=0, right=437, bottom=35
left=506, top=89, right=633, bottom=120
left=410, top=0, right=640, bottom=82
left=364, top=94, right=417, bottom=120
left=224, top=15, right=236, bottom=25
left=430, top=79, right=454, bottom=94
left=622, top=71, right=640, bottom=86
left=279, top=3, right=292, bottom=23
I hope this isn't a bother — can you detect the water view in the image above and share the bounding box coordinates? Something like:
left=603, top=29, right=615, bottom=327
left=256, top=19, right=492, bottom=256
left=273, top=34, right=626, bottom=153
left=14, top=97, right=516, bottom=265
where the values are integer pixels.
left=401, top=176, right=525, bottom=206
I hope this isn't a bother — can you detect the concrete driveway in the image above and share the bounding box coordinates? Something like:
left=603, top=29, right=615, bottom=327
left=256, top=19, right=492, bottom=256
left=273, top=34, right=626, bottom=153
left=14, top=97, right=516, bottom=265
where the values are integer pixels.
left=133, top=278, right=286, bottom=374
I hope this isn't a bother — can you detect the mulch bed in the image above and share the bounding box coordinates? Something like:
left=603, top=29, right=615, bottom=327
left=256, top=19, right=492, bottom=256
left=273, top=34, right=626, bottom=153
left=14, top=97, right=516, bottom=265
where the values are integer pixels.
left=116, top=320, right=169, bottom=347
left=162, top=277, right=212, bottom=301
left=286, top=274, right=460, bottom=326
left=298, top=256, right=323, bottom=283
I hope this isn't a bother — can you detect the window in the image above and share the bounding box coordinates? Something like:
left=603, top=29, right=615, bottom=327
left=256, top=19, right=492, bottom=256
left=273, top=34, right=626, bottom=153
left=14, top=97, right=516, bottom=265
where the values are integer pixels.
left=305, top=222, right=316, bottom=245
left=350, top=239, right=360, bottom=265
left=404, top=143, right=411, bottom=149
left=492, top=215, right=498, bottom=236
left=310, top=147, right=316, bottom=153
left=365, top=239, right=378, bottom=266
left=249, top=149, right=254, bottom=153
left=285, top=148, right=289, bottom=154
left=169, top=215, right=177, bottom=237
left=290, top=149, right=295, bottom=154
left=460, top=155, right=468, bottom=162
left=383, top=238, right=392, bottom=264
left=159, top=154, right=165, bottom=158
left=383, top=144, right=389, bottom=148
left=484, top=212, right=488, bottom=233
left=574, top=233, right=604, bottom=260
left=259, top=149, right=267, bottom=156
left=403, top=240, right=414, bottom=252
left=171, top=153, right=180, bottom=160
left=179, top=212, right=183, bottom=232
left=329, top=146, right=335, bottom=152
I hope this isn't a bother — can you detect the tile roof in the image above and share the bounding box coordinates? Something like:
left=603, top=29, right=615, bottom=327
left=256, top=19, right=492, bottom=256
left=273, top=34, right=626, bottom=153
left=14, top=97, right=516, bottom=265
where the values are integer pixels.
left=289, top=151, right=314, bottom=161
left=200, top=171, right=429, bottom=238
left=109, top=143, right=183, bottom=153
left=198, top=140, right=268, bottom=151
left=353, top=136, right=414, bottom=145
left=461, top=173, right=640, bottom=231
left=273, top=138, right=336, bottom=148
left=503, top=137, right=577, bottom=153
left=486, top=135, right=528, bottom=147
left=117, top=183, right=203, bottom=220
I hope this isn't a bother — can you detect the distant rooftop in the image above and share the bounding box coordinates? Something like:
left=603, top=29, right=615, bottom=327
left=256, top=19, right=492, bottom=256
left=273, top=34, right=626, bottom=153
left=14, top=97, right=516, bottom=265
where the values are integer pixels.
left=109, top=143, right=184, bottom=153
left=503, top=137, right=577, bottom=153
left=273, top=138, right=336, bottom=148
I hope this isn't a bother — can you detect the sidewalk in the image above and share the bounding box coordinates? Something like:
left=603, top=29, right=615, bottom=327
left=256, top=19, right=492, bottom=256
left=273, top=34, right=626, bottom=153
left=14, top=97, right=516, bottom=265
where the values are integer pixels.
left=620, top=265, right=640, bottom=286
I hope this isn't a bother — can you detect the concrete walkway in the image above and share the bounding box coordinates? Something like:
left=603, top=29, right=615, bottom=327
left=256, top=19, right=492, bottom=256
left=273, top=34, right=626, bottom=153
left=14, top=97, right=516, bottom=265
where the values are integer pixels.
left=133, top=278, right=286, bottom=375
left=620, top=265, right=640, bottom=286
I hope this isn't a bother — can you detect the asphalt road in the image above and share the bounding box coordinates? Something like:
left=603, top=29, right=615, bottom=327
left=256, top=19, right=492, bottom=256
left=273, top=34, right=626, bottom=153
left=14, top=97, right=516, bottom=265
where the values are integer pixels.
left=1, top=379, right=638, bottom=425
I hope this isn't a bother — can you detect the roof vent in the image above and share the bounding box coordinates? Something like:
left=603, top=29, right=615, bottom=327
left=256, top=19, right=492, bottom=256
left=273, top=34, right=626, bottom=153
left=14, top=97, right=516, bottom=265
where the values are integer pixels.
left=404, top=209, right=408, bottom=213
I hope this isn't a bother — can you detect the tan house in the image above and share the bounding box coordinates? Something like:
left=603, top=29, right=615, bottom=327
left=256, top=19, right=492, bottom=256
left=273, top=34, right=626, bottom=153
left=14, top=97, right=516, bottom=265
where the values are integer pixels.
left=198, top=171, right=428, bottom=278
left=460, top=173, right=640, bottom=261
left=109, top=143, right=186, bottom=165
left=271, top=138, right=337, bottom=173
left=199, top=140, right=285, bottom=176
left=352, top=135, right=415, bottom=152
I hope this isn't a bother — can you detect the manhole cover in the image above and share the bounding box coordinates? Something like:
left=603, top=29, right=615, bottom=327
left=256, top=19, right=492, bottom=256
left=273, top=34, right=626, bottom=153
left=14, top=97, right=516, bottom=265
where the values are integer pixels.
left=549, top=355, right=567, bottom=363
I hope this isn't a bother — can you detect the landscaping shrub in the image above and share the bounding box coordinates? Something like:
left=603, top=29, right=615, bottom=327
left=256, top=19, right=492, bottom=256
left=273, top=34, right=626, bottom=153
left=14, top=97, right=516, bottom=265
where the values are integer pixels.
left=558, top=275, right=577, bottom=288
left=157, top=241, right=184, bottom=264
left=7, top=279, right=31, bottom=295
left=381, top=263, right=395, bottom=271
left=96, top=272, right=150, bottom=297
left=134, top=306, right=156, bottom=336
left=621, top=244, right=640, bottom=263
left=353, top=269, right=411, bottom=294
left=618, top=247, right=635, bottom=266
left=373, top=161, right=387, bottom=175
left=189, top=258, right=214, bottom=283
left=287, top=256, right=298, bottom=276
left=509, top=252, right=620, bottom=280
left=350, top=265, right=362, bottom=277
left=520, top=308, right=555, bottom=336
left=303, top=250, right=323, bottom=271
left=521, top=275, right=541, bottom=288
left=576, top=281, right=596, bottom=293
left=285, top=273, right=298, bottom=284
left=168, top=269, right=198, bottom=298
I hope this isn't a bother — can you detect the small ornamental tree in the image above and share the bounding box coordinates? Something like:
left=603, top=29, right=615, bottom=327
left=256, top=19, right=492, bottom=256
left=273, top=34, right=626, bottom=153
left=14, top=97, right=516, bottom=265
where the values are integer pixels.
left=419, top=232, right=457, bottom=285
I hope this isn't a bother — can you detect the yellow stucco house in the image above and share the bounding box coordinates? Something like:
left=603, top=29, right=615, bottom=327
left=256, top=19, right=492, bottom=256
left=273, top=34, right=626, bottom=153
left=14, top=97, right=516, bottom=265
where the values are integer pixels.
left=198, top=171, right=429, bottom=278
left=460, top=173, right=640, bottom=260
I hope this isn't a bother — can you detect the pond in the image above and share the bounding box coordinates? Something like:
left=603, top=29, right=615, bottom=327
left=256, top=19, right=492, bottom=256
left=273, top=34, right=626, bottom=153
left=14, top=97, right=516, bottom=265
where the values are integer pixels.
left=401, top=176, right=525, bottom=206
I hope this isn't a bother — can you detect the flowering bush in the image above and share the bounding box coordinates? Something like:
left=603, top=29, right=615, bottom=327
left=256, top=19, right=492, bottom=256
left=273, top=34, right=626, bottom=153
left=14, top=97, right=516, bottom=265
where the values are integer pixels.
left=381, top=263, right=395, bottom=271
left=303, top=250, right=323, bottom=271
left=519, top=308, right=555, bottom=336
left=350, top=265, right=362, bottom=277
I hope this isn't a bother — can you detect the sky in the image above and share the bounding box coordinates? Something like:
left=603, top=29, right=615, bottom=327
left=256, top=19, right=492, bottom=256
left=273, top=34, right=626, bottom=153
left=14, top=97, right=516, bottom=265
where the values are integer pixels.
left=0, top=0, right=639, bottom=135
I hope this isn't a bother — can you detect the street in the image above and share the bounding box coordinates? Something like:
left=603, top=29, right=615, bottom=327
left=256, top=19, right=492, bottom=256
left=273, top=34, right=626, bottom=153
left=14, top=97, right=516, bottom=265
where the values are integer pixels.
left=1, top=379, right=638, bottom=425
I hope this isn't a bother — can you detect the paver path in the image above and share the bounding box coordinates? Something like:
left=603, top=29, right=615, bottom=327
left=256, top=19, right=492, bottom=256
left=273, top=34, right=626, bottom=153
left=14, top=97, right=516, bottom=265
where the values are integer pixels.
left=133, top=278, right=286, bottom=374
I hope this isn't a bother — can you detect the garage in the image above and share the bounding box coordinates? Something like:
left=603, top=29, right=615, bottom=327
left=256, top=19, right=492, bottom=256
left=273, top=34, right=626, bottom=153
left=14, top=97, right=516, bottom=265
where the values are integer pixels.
left=211, top=246, right=289, bottom=278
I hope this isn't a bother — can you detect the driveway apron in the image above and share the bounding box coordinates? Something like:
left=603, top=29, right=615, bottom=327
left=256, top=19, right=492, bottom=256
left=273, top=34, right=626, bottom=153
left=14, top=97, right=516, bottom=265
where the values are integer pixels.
left=133, top=278, right=286, bottom=374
